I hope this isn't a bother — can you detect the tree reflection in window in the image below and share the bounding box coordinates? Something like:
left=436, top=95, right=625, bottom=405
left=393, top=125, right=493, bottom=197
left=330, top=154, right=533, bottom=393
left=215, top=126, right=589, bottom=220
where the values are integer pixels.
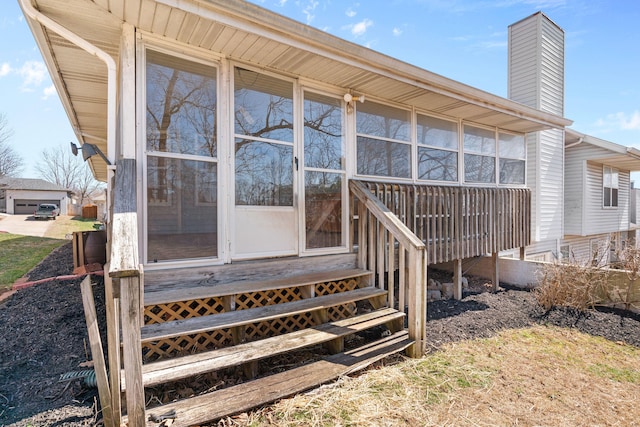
left=234, top=68, right=294, bottom=206
left=356, top=101, right=411, bottom=178
left=417, top=114, right=458, bottom=181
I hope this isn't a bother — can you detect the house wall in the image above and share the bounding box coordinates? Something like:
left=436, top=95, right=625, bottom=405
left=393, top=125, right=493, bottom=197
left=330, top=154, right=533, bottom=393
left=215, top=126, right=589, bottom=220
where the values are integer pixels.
left=5, top=190, right=68, bottom=215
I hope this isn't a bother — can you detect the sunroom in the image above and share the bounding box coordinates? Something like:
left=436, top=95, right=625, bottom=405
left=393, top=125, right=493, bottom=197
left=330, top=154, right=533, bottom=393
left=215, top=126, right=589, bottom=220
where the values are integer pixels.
left=20, top=0, right=571, bottom=425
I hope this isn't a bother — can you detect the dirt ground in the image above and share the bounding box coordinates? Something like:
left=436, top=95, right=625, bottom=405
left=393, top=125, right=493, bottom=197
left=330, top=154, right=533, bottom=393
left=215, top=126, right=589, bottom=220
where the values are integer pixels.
left=1, top=243, right=639, bottom=426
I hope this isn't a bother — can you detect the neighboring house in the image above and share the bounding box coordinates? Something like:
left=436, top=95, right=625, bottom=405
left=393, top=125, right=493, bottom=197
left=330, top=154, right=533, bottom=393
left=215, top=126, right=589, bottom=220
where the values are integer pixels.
left=0, top=177, right=69, bottom=215
left=561, top=129, right=640, bottom=265
left=20, top=1, right=572, bottom=425
left=69, top=188, right=107, bottom=220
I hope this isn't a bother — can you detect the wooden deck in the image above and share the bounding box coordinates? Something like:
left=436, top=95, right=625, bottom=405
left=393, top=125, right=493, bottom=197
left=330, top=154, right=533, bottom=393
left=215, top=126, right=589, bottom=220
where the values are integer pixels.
left=110, top=252, right=412, bottom=426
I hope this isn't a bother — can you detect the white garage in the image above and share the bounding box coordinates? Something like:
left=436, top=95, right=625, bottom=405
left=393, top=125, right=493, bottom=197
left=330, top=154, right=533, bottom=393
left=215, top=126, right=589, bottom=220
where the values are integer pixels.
left=0, top=177, right=69, bottom=215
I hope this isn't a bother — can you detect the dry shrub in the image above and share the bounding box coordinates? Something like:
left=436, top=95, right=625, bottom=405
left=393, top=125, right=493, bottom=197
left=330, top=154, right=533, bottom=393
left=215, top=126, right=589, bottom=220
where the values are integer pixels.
left=535, top=260, right=608, bottom=311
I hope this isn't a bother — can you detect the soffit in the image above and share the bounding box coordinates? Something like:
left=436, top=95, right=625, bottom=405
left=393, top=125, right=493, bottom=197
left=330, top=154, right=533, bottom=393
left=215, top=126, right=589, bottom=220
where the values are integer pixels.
left=28, top=0, right=572, bottom=181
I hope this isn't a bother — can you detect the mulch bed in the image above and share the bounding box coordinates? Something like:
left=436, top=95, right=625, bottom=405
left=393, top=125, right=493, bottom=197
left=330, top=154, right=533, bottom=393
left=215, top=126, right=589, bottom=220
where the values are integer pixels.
left=1, top=244, right=639, bottom=426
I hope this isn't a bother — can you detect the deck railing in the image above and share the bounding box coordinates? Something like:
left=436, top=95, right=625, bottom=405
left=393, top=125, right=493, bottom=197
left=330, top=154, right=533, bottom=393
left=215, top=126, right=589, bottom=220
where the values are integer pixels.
left=349, top=180, right=427, bottom=358
left=360, top=181, right=531, bottom=265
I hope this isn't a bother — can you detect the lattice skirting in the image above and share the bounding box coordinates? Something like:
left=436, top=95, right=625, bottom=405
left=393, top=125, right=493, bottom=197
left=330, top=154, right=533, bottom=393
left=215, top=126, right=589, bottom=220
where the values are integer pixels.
left=142, top=278, right=359, bottom=361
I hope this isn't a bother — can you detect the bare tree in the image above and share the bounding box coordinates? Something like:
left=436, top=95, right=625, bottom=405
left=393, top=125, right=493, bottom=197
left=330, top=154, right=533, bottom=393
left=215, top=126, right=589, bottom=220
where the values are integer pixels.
left=35, top=144, right=103, bottom=204
left=0, top=113, right=24, bottom=177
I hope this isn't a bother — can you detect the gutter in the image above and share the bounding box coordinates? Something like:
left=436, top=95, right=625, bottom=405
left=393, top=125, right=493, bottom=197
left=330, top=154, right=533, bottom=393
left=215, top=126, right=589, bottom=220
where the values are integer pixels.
left=18, top=0, right=116, bottom=165
left=565, top=137, right=583, bottom=149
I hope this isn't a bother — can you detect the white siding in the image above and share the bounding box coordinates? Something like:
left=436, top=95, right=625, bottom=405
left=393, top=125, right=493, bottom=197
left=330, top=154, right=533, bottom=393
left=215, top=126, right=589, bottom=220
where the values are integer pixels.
left=564, top=146, right=584, bottom=236
left=584, top=161, right=629, bottom=235
left=510, top=13, right=565, bottom=246
left=509, top=13, right=564, bottom=116
left=508, top=17, right=539, bottom=107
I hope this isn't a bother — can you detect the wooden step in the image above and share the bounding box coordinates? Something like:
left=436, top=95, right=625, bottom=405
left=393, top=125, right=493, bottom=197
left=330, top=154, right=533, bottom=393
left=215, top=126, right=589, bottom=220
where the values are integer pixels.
left=141, top=286, right=387, bottom=342
left=124, top=307, right=404, bottom=390
left=141, top=330, right=413, bottom=427
left=144, top=267, right=372, bottom=306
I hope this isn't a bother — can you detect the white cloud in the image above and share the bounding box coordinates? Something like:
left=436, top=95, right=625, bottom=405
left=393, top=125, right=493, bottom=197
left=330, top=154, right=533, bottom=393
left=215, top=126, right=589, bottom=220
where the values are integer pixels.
left=346, top=7, right=357, bottom=17
left=351, top=18, right=372, bottom=37
left=0, top=62, right=11, bottom=77
left=595, top=111, right=640, bottom=131
left=42, top=84, right=57, bottom=100
left=18, top=61, right=47, bottom=91
left=392, top=27, right=403, bottom=37
left=277, top=0, right=287, bottom=6
left=302, top=0, right=319, bottom=24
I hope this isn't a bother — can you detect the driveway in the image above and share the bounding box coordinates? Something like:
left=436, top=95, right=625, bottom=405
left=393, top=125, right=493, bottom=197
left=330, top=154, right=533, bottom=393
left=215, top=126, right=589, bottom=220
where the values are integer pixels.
left=0, top=213, right=54, bottom=237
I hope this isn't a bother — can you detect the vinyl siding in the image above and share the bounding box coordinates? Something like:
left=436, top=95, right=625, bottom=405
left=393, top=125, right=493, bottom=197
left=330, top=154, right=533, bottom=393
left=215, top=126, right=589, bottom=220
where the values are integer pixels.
left=564, top=146, right=584, bottom=236
left=539, top=128, right=564, bottom=241
left=584, top=160, right=629, bottom=234
left=509, top=13, right=564, bottom=116
left=510, top=13, right=564, bottom=245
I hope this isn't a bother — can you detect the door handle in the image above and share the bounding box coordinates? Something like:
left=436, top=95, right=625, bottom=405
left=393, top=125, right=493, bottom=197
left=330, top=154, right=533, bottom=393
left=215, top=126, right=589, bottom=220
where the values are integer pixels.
left=294, top=156, right=299, bottom=171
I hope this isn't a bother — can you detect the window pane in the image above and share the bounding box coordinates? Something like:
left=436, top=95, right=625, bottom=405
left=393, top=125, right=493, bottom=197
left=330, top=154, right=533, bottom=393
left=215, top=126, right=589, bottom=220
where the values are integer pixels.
left=356, top=101, right=410, bottom=142
left=357, top=136, right=411, bottom=178
left=604, top=188, right=611, bottom=207
left=305, top=171, right=343, bottom=249
left=417, top=115, right=458, bottom=150
left=235, top=139, right=293, bottom=206
left=499, top=133, right=525, bottom=159
left=234, top=68, right=293, bottom=141
left=464, top=125, right=495, bottom=155
left=146, top=50, right=217, bottom=157
left=418, top=147, right=457, bottom=181
left=603, top=167, right=612, bottom=187
left=304, top=93, right=343, bottom=170
left=147, top=157, right=217, bottom=261
left=499, top=159, right=525, bottom=184
left=612, top=169, right=619, bottom=188
left=464, top=153, right=495, bottom=183
left=612, top=188, right=618, bottom=207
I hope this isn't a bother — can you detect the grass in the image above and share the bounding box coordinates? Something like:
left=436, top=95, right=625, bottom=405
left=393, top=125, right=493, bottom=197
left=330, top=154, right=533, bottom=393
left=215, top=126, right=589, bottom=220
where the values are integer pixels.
left=44, top=215, right=102, bottom=239
left=0, top=233, right=65, bottom=290
left=0, top=215, right=101, bottom=292
left=248, top=326, right=640, bottom=426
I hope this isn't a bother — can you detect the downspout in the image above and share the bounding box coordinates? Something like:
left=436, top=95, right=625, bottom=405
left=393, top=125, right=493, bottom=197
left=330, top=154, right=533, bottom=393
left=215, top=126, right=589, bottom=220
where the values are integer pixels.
left=18, top=0, right=116, bottom=165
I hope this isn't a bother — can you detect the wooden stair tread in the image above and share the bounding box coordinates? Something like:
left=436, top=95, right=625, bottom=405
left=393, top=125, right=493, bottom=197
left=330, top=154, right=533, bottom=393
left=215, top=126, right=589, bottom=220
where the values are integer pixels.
left=144, top=267, right=372, bottom=306
left=127, top=308, right=404, bottom=390
left=142, top=330, right=413, bottom=427
left=141, top=286, right=387, bottom=342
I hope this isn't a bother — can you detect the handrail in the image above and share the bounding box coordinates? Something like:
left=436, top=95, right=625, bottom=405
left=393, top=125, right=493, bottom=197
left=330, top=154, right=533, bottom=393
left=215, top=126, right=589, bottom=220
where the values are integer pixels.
left=108, top=158, right=140, bottom=278
left=349, top=180, right=426, bottom=358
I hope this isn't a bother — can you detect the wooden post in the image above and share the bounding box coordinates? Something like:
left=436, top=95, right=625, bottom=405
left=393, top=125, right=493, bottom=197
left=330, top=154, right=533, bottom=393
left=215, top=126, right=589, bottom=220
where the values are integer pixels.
left=453, top=258, right=463, bottom=300
left=104, top=264, right=122, bottom=425
left=491, top=252, right=499, bottom=292
left=120, top=276, right=145, bottom=427
left=406, top=248, right=426, bottom=358
left=80, top=276, right=114, bottom=427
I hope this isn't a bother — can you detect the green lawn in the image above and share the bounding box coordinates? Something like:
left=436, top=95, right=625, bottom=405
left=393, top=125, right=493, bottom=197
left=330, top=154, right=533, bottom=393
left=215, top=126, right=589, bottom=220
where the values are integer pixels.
left=0, top=215, right=102, bottom=292
left=0, top=233, right=66, bottom=291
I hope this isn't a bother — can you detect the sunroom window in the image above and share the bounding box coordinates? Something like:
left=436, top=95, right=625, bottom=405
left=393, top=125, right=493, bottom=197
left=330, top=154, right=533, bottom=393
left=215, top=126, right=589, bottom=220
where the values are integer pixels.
left=464, top=124, right=495, bottom=183
left=417, top=114, right=458, bottom=181
left=603, top=166, right=619, bottom=208
left=356, top=101, right=411, bottom=179
left=498, top=132, right=526, bottom=184
left=145, top=50, right=218, bottom=262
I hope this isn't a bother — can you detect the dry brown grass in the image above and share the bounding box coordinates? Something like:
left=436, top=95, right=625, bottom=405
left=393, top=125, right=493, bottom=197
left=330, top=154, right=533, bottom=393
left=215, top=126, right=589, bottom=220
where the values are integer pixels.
left=535, top=261, right=608, bottom=311
left=236, top=326, right=640, bottom=427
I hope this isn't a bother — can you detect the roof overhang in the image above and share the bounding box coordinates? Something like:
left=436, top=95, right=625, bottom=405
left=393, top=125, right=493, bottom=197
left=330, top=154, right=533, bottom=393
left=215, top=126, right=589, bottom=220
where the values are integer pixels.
left=566, top=129, right=640, bottom=171
left=22, top=0, right=572, bottom=182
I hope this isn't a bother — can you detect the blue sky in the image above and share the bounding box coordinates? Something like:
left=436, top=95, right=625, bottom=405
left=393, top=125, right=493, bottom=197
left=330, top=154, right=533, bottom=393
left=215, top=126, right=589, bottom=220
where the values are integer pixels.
left=2, top=0, right=639, bottom=178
